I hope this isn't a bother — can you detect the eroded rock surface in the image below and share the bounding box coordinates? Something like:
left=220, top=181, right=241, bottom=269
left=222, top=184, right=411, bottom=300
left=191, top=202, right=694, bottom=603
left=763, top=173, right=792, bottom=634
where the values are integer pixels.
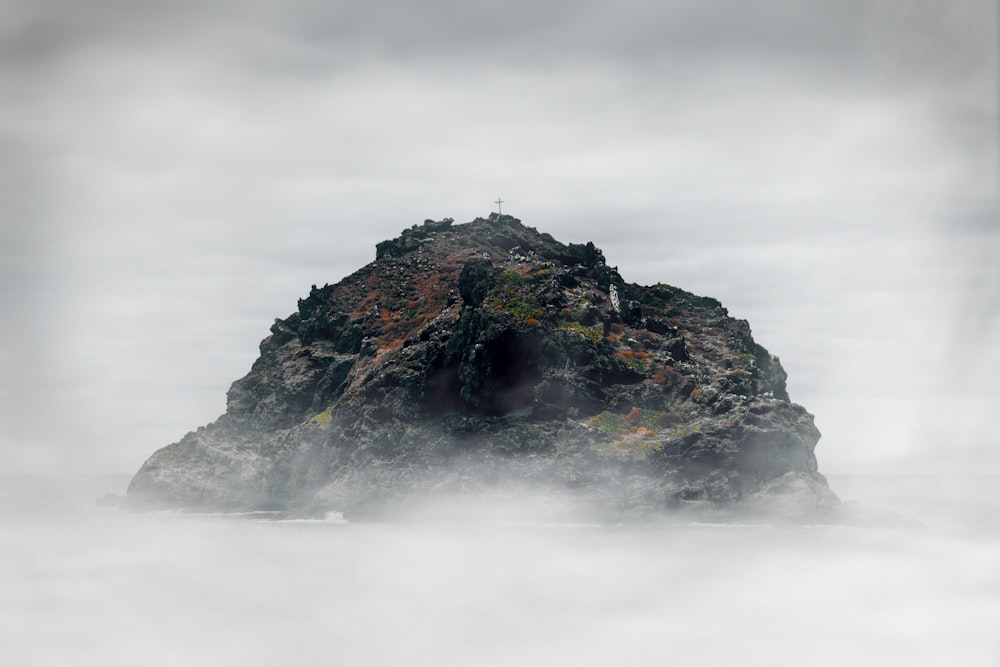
left=128, top=215, right=837, bottom=520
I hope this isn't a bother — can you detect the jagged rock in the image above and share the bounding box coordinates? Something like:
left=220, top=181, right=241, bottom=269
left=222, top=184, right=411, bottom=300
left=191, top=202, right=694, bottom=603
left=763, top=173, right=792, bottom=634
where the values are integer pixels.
left=458, top=258, right=496, bottom=308
left=127, top=214, right=838, bottom=520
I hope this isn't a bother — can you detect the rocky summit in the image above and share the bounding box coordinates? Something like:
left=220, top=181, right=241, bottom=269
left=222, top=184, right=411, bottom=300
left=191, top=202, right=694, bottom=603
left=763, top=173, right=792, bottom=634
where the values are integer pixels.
left=127, top=214, right=838, bottom=520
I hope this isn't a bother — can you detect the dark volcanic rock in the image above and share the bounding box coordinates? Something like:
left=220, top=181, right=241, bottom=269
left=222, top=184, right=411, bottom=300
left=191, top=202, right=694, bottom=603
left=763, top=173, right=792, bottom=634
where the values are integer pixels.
left=127, top=215, right=837, bottom=520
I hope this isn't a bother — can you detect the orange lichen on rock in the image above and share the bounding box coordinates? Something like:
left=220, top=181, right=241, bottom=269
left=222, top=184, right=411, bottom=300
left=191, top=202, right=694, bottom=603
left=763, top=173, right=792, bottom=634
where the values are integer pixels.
left=625, top=407, right=643, bottom=426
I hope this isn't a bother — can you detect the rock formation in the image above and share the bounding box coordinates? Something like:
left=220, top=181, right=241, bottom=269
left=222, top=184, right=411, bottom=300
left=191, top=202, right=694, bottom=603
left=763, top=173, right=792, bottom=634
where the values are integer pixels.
left=127, top=215, right=838, bottom=520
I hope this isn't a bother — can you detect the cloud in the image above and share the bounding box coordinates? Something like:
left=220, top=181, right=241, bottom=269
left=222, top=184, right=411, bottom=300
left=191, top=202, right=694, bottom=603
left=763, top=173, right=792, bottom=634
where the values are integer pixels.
left=0, top=0, right=996, bottom=472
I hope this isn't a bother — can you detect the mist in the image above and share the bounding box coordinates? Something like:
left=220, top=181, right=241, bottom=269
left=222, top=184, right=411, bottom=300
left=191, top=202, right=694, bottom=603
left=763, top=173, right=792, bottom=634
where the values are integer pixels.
left=3, top=474, right=999, bottom=665
left=2, top=2, right=998, bottom=663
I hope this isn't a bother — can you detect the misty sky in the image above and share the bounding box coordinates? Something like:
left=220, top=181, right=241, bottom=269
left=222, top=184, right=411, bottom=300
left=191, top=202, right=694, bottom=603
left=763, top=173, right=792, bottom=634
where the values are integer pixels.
left=1, top=0, right=997, bottom=475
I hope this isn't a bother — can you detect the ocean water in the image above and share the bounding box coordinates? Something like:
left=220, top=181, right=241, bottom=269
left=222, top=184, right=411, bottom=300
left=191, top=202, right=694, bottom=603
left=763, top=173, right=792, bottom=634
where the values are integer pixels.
left=1, top=474, right=998, bottom=666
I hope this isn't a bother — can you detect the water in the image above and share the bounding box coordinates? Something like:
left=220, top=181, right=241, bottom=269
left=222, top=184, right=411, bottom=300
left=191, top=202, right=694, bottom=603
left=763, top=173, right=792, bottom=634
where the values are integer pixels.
left=1, top=474, right=998, bottom=666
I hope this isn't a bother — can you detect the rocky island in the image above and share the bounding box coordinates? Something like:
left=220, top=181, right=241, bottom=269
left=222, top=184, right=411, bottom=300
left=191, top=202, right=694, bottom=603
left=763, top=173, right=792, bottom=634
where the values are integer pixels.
left=127, top=214, right=838, bottom=520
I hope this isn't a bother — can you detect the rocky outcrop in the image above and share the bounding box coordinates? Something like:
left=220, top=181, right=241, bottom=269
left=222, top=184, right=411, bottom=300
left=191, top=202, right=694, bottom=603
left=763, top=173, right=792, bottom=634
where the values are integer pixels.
left=127, top=215, right=837, bottom=521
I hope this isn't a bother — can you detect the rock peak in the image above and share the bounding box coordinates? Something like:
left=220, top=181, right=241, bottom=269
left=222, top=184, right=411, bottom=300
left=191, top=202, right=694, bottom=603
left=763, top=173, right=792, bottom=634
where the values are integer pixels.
left=127, top=215, right=835, bottom=521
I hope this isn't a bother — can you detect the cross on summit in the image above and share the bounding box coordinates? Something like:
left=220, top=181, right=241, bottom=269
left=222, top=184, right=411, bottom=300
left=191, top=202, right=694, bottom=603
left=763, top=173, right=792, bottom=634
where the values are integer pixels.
left=495, top=197, right=504, bottom=215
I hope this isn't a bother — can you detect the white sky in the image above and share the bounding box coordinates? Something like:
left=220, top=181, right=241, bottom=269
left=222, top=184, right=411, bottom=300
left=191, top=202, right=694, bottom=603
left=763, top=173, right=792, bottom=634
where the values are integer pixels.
left=1, top=0, right=997, bottom=474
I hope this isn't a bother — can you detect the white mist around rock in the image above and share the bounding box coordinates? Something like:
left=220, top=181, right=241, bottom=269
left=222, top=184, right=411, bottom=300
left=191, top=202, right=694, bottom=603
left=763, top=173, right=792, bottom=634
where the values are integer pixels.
left=2, top=474, right=998, bottom=667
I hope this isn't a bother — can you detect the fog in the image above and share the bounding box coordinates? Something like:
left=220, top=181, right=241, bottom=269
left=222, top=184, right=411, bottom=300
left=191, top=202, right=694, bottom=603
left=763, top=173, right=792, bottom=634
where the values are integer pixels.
left=2, top=474, right=998, bottom=666
left=1, top=0, right=997, bottom=476
left=1, top=2, right=998, bottom=662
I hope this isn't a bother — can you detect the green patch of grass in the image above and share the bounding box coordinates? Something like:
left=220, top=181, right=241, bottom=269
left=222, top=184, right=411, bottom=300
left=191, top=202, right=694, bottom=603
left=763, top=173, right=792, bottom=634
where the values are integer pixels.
left=557, top=321, right=603, bottom=343
left=675, top=424, right=702, bottom=438
left=588, top=409, right=674, bottom=460
left=496, top=269, right=525, bottom=288
left=589, top=411, right=626, bottom=434
left=623, top=356, right=646, bottom=372
left=505, top=297, right=537, bottom=322
left=488, top=270, right=542, bottom=323
left=592, top=430, right=663, bottom=461
left=593, top=408, right=674, bottom=434
left=315, top=408, right=332, bottom=426
left=490, top=295, right=542, bottom=323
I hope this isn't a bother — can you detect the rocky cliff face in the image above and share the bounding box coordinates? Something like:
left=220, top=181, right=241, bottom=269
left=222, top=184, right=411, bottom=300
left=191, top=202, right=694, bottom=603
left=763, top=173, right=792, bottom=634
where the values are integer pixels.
left=127, top=215, right=837, bottom=520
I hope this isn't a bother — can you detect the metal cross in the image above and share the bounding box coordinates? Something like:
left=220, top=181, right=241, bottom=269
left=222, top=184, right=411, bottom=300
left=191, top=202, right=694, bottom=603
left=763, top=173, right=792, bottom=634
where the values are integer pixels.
left=495, top=197, right=504, bottom=215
